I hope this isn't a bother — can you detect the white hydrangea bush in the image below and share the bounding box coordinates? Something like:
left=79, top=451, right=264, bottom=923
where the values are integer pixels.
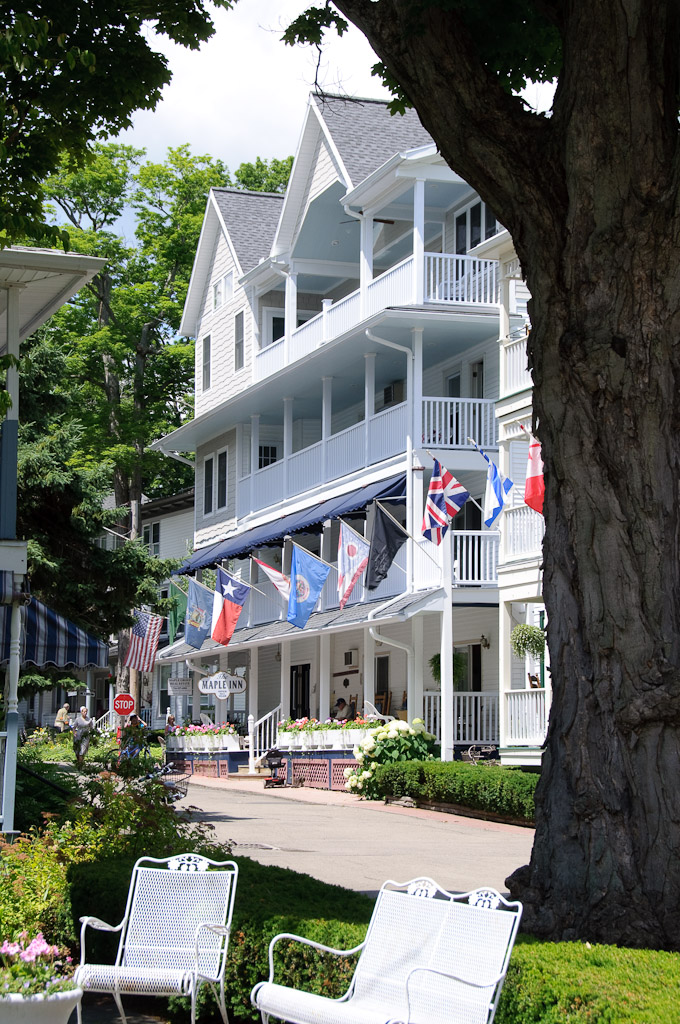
left=344, top=718, right=439, bottom=798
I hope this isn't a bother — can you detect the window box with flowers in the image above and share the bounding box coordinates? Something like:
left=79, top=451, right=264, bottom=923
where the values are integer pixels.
left=277, top=717, right=375, bottom=751
left=168, top=723, right=239, bottom=752
left=0, top=933, right=82, bottom=1022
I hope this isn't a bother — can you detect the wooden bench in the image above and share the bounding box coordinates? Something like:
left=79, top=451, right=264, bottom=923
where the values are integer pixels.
left=251, top=877, right=521, bottom=1024
left=75, top=853, right=238, bottom=1024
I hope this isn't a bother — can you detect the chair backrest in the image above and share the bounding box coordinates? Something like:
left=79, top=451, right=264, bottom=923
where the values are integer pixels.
left=116, top=854, right=238, bottom=980
left=352, top=880, right=521, bottom=1024
left=200, top=713, right=213, bottom=726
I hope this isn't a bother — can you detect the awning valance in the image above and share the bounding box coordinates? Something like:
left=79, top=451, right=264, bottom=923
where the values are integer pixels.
left=1, top=598, right=109, bottom=669
left=176, top=473, right=407, bottom=575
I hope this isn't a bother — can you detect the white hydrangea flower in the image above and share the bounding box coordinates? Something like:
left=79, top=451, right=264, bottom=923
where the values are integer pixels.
left=361, top=770, right=371, bottom=780
left=343, top=766, right=352, bottom=778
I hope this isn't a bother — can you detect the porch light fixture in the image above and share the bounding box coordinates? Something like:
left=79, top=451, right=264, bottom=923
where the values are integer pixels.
left=480, top=635, right=490, bottom=649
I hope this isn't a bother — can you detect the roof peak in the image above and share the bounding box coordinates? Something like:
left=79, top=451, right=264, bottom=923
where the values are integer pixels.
left=211, top=187, right=285, bottom=200
left=313, top=91, right=392, bottom=107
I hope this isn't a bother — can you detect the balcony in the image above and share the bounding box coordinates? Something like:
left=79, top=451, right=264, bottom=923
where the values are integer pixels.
left=501, top=329, right=532, bottom=398
left=502, top=505, right=544, bottom=563
left=238, top=398, right=498, bottom=519
left=254, top=252, right=499, bottom=382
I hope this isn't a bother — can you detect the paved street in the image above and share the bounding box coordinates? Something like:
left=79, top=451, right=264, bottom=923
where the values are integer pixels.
left=74, top=776, right=534, bottom=1022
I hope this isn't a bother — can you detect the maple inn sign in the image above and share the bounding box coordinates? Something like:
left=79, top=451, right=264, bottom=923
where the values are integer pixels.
left=197, top=671, right=247, bottom=700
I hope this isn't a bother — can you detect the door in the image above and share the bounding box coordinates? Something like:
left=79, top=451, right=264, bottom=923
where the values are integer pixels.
left=290, top=664, right=310, bottom=720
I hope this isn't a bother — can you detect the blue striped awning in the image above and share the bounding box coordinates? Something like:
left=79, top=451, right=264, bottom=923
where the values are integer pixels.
left=0, top=598, right=109, bottom=669
left=176, top=473, right=407, bottom=574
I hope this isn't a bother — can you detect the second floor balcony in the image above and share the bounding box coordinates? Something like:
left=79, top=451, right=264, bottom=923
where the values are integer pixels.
left=254, top=252, right=499, bottom=383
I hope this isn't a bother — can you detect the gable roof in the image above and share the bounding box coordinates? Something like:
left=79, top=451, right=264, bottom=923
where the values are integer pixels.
left=314, top=94, right=434, bottom=188
left=211, top=188, right=284, bottom=275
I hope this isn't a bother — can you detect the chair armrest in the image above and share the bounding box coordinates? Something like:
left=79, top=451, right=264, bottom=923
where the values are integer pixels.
left=267, top=933, right=365, bottom=983
left=194, top=922, right=232, bottom=980
left=78, top=916, right=126, bottom=967
left=405, top=964, right=504, bottom=1013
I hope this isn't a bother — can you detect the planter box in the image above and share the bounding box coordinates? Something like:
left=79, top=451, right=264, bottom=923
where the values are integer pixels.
left=0, top=988, right=83, bottom=1022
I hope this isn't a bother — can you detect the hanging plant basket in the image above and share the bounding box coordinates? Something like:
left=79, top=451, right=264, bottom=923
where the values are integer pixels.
left=510, top=624, right=545, bottom=660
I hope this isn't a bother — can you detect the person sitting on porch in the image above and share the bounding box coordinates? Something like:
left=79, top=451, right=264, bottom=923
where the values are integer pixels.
left=165, top=715, right=176, bottom=735
left=55, top=703, right=70, bottom=732
left=72, top=706, right=93, bottom=766
left=333, top=698, right=351, bottom=722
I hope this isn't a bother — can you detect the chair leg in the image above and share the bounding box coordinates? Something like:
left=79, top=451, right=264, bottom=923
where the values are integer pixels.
left=112, top=987, right=128, bottom=1024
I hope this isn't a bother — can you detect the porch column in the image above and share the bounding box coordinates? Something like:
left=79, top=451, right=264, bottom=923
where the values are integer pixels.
left=413, top=179, right=425, bottom=305
left=364, top=353, right=376, bottom=468
left=283, top=397, right=293, bottom=498
left=498, top=600, right=513, bottom=749
left=108, top=679, right=115, bottom=714
left=363, top=627, right=375, bottom=707
left=322, top=376, right=332, bottom=480
left=250, top=413, right=260, bottom=514
left=284, top=271, right=297, bottom=364
left=439, top=527, right=454, bottom=761
left=248, top=286, right=259, bottom=385
left=319, top=632, right=331, bottom=722
left=249, top=646, right=259, bottom=722
left=412, top=614, right=424, bottom=722
left=2, top=598, right=22, bottom=833
left=280, top=640, right=291, bottom=719
left=360, top=214, right=374, bottom=317
left=86, top=669, right=94, bottom=716
left=320, top=518, right=333, bottom=612
left=0, top=286, right=21, bottom=539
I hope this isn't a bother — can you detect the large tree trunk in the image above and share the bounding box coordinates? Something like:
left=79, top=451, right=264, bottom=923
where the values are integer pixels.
left=333, top=0, right=680, bottom=947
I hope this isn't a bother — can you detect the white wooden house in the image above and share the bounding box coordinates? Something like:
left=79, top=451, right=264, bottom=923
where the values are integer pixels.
left=151, top=94, right=535, bottom=761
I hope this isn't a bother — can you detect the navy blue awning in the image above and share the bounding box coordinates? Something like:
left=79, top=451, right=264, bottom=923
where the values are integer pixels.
left=1, top=598, right=109, bottom=669
left=176, top=473, right=407, bottom=574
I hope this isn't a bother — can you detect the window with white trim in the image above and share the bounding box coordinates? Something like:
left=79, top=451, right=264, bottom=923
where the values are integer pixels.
left=234, top=310, right=244, bottom=371
left=212, top=271, right=234, bottom=311
left=202, top=335, right=211, bottom=391
left=453, top=200, right=500, bottom=254
left=203, top=449, right=228, bottom=517
left=143, top=521, right=160, bottom=557
left=203, top=456, right=214, bottom=515
left=258, top=445, right=278, bottom=469
left=262, top=307, right=317, bottom=348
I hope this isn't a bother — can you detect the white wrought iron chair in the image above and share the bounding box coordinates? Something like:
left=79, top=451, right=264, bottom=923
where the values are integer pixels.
left=251, top=878, right=521, bottom=1024
left=363, top=699, right=395, bottom=722
left=75, top=853, right=238, bottom=1024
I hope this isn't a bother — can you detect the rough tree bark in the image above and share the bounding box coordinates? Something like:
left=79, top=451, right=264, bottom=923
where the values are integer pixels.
left=333, top=0, right=680, bottom=948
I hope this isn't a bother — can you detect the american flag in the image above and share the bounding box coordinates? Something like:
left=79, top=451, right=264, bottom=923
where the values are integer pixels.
left=422, top=459, right=470, bottom=545
left=124, top=609, right=164, bottom=671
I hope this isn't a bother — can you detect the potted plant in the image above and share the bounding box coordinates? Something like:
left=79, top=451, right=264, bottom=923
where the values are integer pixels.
left=510, top=624, right=545, bottom=661
left=0, top=932, right=82, bottom=1022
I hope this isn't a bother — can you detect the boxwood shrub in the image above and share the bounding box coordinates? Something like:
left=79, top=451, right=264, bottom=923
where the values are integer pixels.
left=375, top=760, right=537, bottom=821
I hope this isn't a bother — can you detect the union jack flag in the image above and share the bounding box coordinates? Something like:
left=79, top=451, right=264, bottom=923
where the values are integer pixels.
left=422, top=459, right=470, bottom=545
left=124, top=609, right=164, bottom=672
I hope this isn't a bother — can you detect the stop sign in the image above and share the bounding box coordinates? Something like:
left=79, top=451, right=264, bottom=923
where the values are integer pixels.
left=113, top=693, right=135, bottom=716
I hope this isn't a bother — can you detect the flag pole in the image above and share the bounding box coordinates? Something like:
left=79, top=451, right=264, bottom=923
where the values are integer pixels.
left=290, top=540, right=335, bottom=571
left=440, top=517, right=455, bottom=762
left=169, top=578, right=188, bottom=597
left=375, top=500, right=440, bottom=571
left=219, top=561, right=270, bottom=599
left=423, top=449, right=484, bottom=515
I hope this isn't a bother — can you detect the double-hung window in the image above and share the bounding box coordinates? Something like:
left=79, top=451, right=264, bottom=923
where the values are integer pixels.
left=203, top=450, right=228, bottom=517
left=203, top=456, right=214, bottom=515
left=202, top=335, right=211, bottom=391
left=234, top=311, right=244, bottom=371
left=143, top=521, right=160, bottom=557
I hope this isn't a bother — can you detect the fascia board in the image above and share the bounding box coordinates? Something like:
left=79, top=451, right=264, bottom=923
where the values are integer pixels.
left=179, top=192, right=244, bottom=337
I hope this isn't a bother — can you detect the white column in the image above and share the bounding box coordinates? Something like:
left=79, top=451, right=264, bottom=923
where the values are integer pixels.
left=86, top=669, right=94, bottom=716
left=280, top=640, right=291, bottom=719
left=320, top=518, right=333, bottom=612
left=2, top=598, right=22, bottom=832
left=322, top=376, right=332, bottom=480
left=249, top=646, right=259, bottom=722
left=498, top=599, right=513, bottom=749
left=284, top=271, right=297, bottom=364
left=364, top=353, right=376, bottom=467
left=411, top=329, right=425, bottom=590
left=321, top=298, right=333, bottom=342
left=439, top=526, right=454, bottom=760
left=413, top=179, right=425, bottom=305
left=363, top=628, right=375, bottom=707
left=250, top=413, right=260, bottom=514
left=250, top=287, right=260, bottom=385
left=319, top=632, right=331, bottom=722
left=360, top=214, right=374, bottom=316
left=283, top=397, right=293, bottom=498
left=412, top=614, right=424, bottom=722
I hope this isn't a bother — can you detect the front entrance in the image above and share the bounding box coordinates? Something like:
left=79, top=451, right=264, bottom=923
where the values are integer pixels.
left=290, top=664, right=310, bottom=720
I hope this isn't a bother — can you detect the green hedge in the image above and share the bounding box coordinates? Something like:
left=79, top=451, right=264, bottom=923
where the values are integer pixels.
left=374, top=760, right=537, bottom=821
left=67, top=856, right=680, bottom=1024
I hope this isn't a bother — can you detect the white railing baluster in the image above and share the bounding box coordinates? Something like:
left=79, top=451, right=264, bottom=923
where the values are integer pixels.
left=248, top=704, right=283, bottom=773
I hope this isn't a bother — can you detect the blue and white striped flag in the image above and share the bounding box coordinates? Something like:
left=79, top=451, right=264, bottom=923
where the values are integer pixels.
left=471, top=440, right=513, bottom=527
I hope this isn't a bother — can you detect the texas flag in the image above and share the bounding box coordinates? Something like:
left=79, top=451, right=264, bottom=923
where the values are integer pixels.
left=524, top=434, right=545, bottom=515
left=211, top=568, right=250, bottom=646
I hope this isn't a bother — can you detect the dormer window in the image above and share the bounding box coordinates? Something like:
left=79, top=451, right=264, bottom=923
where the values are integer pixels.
left=212, top=271, right=234, bottom=311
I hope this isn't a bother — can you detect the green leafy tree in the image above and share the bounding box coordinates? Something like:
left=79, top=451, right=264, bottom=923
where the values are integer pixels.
left=0, top=0, right=230, bottom=246
left=233, top=156, right=294, bottom=193
left=284, top=1, right=680, bottom=949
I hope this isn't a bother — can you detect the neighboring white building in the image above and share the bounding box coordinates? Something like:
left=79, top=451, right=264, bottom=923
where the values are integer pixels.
left=151, top=94, right=546, bottom=763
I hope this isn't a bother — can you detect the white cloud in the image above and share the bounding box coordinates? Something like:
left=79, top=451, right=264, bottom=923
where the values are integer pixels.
left=115, top=2, right=389, bottom=168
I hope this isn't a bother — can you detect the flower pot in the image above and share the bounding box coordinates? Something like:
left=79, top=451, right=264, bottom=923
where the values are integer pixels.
left=0, top=988, right=83, bottom=1022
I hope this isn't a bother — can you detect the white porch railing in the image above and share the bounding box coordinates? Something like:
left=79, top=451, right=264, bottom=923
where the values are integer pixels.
left=423, top=692, right=499, bottom=745
left=326, top=421, right=364, bottom=479
left=422, top=397, right=498, bottom=450
left=369, top=403, right=409, bottom=463
left=253, top=252, right=499, bottom=382
left=506, top=688, right=548, bottom=745
left=248, top=705, right=282, bottom=773
left=425, top=254, right=499, bottom=304
left=288, top=442, right=323, bottom=495
left=95, top=710, right=116, bottom=732
left=452, top=530, right=499, bottom=586
left=501, top=332, right=532, bottom=396
left=503, top=505, right=545, bottom=562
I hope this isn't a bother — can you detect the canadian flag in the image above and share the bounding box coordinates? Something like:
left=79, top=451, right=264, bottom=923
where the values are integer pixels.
left=524, top=434, right=545, bottom=515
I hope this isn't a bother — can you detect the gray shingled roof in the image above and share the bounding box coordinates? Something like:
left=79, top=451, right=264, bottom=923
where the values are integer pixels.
left=212, top=189, right=284, bottom=274
left=315, top=94, right=434, bottom=187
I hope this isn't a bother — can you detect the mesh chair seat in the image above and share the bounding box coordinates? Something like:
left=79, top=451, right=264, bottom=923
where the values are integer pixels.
left=76, top=963, right=194, bottom=997
left=253, top=983, right=406, bottom=1024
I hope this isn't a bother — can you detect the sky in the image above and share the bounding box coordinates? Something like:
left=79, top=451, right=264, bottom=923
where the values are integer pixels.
left=115, top=2, right=391, bottom=171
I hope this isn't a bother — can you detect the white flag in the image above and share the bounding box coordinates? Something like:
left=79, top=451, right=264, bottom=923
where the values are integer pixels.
left=338, top=521, right=370, bottom=609
left=253, top=557, right=291, bottom=602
